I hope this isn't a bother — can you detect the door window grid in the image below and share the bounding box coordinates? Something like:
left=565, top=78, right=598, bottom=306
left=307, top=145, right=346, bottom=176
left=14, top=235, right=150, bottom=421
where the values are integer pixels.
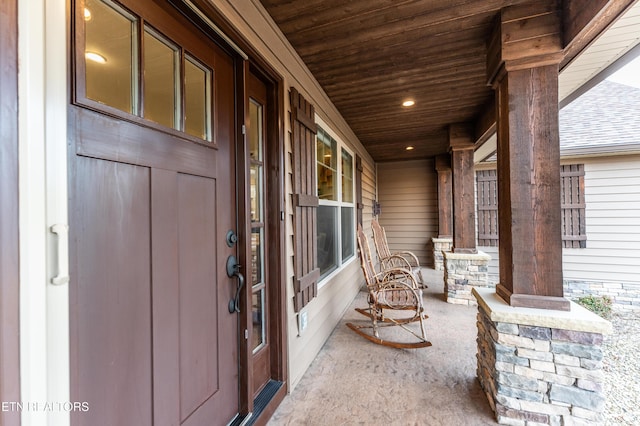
left=316, top=127, right=355, bottom=280
left=80, top=0, right=213, bottom=143
left=249, top=98, right=266, bottom=353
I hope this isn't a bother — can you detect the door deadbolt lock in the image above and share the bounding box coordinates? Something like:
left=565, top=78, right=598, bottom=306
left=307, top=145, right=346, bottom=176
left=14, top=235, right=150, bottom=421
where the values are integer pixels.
left=226, top=230, right=238, bottom=247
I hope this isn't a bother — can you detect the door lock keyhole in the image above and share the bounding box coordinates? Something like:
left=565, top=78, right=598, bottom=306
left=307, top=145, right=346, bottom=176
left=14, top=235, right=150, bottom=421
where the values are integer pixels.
left=226, top=230, right=238, bottom=247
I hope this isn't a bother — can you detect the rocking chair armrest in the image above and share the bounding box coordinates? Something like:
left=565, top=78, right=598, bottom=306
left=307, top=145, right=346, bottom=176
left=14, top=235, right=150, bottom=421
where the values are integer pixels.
left=391, top=251, right=421, bottom=267
left=381, top=254, right=412, bottom=270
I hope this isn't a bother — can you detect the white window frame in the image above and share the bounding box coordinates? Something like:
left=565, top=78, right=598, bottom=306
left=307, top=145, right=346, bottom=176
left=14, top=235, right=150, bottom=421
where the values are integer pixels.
left=315, top=117, right=356, bottom=287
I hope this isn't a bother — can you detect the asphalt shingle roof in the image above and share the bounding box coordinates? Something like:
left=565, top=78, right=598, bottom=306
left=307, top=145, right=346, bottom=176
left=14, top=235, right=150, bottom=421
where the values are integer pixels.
left=559, top=80, right=640, bottom=153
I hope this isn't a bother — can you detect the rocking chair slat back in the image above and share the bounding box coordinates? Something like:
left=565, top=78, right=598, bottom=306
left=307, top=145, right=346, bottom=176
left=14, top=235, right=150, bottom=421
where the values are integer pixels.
left=349, top=223, right=432, bottom=349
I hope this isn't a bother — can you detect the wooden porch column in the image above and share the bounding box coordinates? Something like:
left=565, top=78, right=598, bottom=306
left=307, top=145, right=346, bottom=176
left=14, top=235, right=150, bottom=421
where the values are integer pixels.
left=449, top=124, right=476, bottom=254
left=435, top=154, right=452, bottom=238
left=487, top=1, right=569, bottom=310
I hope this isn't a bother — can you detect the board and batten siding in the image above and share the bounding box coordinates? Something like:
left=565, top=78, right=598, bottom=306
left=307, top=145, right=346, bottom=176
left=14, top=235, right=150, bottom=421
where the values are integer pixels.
left=376, top=160, right=438, bottom=267
left=478, top=155, right=640, bottom=301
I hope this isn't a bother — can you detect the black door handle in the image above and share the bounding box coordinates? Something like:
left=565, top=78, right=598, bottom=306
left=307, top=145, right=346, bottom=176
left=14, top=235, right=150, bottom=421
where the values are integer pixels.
left=226, top=255, right=245, bottom=313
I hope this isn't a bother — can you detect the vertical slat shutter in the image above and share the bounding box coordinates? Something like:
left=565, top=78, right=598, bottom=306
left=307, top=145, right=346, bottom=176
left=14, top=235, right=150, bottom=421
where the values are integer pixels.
left=560, top=164, right=586, bottom=248
left=476, top=166, right=586, bottom=248
left=290, top=87, right=320, bottom=312
left=476, top=170, right=499, bottom=246
left=355, top=154, right=363, bottom=226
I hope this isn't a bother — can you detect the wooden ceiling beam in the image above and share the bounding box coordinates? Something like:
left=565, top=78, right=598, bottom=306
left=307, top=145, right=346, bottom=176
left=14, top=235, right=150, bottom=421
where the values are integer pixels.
left=561, top=0, right=637, bottom=68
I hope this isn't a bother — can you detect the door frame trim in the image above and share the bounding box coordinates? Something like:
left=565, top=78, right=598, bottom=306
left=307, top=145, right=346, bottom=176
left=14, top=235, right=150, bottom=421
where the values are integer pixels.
left=1, top=0, right=21, bottom=424
left=236, top=57, right=288, bottom=423
left=18, top=0, right=70, bottom=424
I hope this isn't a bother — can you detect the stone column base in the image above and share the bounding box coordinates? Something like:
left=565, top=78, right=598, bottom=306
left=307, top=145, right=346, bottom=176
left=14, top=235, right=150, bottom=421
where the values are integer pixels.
left=432, top=237, right=453, bottom=271
left=473, top=288, right=612, bottom=426
left=443, top=250, right=491, bottom=305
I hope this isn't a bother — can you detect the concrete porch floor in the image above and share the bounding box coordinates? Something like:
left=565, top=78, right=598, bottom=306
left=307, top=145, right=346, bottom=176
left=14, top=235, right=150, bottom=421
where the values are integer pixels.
left=268, top=268, right=498, bottom=426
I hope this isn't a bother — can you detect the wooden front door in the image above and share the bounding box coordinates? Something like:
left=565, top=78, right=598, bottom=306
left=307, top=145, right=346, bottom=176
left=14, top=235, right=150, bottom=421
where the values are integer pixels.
left=69, top=1, right=241, bottom=424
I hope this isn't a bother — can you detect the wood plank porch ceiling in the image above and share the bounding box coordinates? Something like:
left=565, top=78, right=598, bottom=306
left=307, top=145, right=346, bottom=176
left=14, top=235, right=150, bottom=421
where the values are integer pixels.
left=259, top=0, right=541, bottom=162
left=261, top=0, right=530, bottom=161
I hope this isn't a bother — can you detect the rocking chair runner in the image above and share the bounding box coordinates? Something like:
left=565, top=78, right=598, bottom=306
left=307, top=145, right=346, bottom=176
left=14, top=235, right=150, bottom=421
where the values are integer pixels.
left=346, top=225, right=432, bottom=349
left=371, top=218, right=425, bottom=287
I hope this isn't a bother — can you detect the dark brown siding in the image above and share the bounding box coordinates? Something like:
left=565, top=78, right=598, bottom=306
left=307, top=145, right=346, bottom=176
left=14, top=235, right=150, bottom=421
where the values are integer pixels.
left=0, top=0, right=20, bottom=424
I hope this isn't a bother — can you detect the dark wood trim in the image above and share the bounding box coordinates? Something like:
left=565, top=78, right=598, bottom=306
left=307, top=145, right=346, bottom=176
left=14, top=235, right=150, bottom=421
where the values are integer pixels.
left=498, top=285, right=572, bottom=311
left=293, top=269, right=321, bottom=312
left=246, top=62, right=289, bottom=421
left=474, top=98, right=496, bottom=147
left=293, top=193, right=319, bottom=207
left=449, top=124, right=476, bottom=252
left=237, top=59, right=252, bottom=417
left=355, top=155, right=363, bottom=227
left=434, top=154, right=453, bottom=239
left=561, top=0, right=636, bottom=69
left=0, top=0, right=21, bottom=424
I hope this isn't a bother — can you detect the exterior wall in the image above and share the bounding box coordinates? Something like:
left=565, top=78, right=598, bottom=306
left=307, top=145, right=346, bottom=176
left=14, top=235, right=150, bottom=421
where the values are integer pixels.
left=212, top=1, right=375, bottom=389
left=478, top=154, right=640, bottom=309
left=376, top=159, right=438, bottom=267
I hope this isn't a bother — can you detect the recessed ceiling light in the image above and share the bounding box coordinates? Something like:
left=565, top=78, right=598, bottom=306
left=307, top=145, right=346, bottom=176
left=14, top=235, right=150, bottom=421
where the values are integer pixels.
left=402, top=100, right=415, bottom=107
left=85, top=51, right=107, bottom=64
left=406, top=146, right=415, bottom=151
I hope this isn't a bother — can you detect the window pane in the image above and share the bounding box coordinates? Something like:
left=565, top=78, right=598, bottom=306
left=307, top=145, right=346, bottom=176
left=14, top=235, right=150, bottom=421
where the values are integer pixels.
left=317, top=205, right=338, bottom=277
left=184, top=56, right=211, bottom=141
left=249, top=100, right=263, bottom=161
left=143, top=28, right=179, bottom=129
left=317, top=129, right=337, bottom=201
left=252, top=289, right=265, bottom=352
left=341, top=207, right=354, bottom=261
left=250, top=165, right=263, bottom=223
left=250, top=228, right=263, bottom=285
left=85, top=0, right=138, bottom=113
left=342, top=149, right=353, bottom=203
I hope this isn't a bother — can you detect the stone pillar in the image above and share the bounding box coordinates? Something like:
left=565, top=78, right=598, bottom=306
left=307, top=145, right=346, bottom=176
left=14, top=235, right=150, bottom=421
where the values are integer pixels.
left=443, top=251, right=491, bottom=305
left=487, top=1, right=569, bottom=311
left=474, top=288, right=611, bottom=425
left=432, top=237, right=452, bottom=271
left=449, top=123, right=476, bottom=254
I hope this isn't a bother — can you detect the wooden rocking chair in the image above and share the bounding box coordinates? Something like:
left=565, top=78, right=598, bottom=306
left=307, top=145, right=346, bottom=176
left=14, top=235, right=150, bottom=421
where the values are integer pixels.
left=346, top=225, right=432, bottom=349
left=371, top=218, right=425, bottom=287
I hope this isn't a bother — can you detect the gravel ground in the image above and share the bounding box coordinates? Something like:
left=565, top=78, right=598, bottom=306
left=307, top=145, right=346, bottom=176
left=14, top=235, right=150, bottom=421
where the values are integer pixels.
left=603, top=310, right=640, bottom=425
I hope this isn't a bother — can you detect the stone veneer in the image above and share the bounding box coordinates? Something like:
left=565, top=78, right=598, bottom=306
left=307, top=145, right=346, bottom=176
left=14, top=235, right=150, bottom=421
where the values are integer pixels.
left=473, top=288, right=612, bottom=426
left=443, top=250, right=492, bottom=305
left=432, top=237, right=453, bottom=271
left=564, top=280, right=640, bottom=311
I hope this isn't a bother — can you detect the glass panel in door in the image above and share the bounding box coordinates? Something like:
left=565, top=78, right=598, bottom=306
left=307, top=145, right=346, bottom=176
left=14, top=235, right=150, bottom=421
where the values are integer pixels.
left=249, top=99, right=266, bottom=353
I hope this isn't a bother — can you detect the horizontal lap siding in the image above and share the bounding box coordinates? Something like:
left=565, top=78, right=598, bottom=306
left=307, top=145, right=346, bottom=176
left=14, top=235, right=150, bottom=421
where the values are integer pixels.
left=377, top=160, right=438, bottom=267
left=563, top=156, right=640, bottom=283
